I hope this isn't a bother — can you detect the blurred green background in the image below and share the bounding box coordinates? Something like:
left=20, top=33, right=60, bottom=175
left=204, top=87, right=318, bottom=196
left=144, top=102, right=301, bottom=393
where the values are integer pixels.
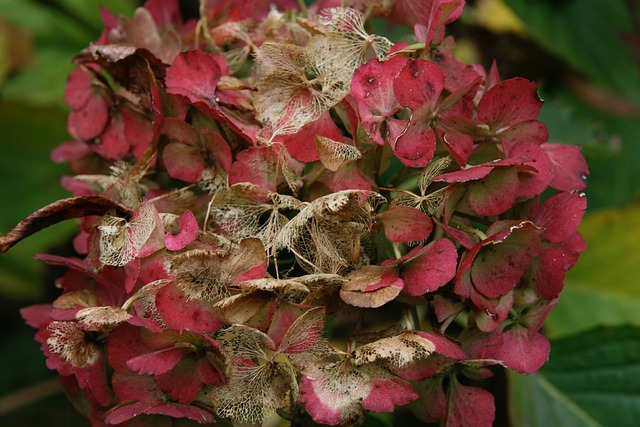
left=0, top=0, right=639, bottom=426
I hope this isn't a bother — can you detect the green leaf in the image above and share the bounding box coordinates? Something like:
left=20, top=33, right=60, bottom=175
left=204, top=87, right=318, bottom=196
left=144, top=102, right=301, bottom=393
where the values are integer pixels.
left=0, top=103, right=75, bottom=299
left=539, top=94, right=620, bottom=160
left=0, top=0, right=136, bottom=107
left=541, top=90, right=640, bottom=210
left=1, top=48, right=77, bottom=107
left=544, top=204, right=640, bottom=339
left=505, top=0, right=640, bottom=102
left=509, top=326, right=640, bottom=427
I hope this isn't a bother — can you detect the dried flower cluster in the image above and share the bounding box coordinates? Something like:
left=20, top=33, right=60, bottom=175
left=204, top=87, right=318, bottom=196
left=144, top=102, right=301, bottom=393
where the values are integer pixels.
left=3, top=0, right=589, bottom=426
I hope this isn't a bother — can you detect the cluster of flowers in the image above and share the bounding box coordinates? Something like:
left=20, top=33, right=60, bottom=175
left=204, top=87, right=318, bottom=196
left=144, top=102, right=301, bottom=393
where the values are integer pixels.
left=3, top=0, right=589, bottom=425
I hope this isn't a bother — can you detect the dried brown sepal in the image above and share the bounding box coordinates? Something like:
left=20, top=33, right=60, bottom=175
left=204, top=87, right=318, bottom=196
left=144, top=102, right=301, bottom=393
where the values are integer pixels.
left=209, top=324, right=300, bottom=422
left=0, top=196, right=131, bottom=253
left=215, top=291, right=272, bottom=325
left=53, top=290, right=98, bottom=311
left=216, top=324, right=275, bottom=360
left=253, top=35, right=354, bottom=138
left=169, top=249, right=231, bottom=302
left=278, top=307, right=326, bottom=355
left=295, top=273, right=347, bottom=308
left=98, top=202, right=157, bottom=267
left=240, top=277, right=310, bottom=303
left=340, top=265, right=403, bottom=308
left=81, top=44, right=165, bottom=107
left=109, top=7, right=181, bottom=65
left=76, top=306, right=132, bottom=332
left=104, top=145, right=157, bottom=207
left=276, top=190, right=385, bottom=273
left=204, top=360, right=298, bottom=424
left=209, top=184, right=304, bottom=254
left=168, top=238, right=266, bottom=301
left=133, top=279, right=170, bottom=327
left=353, top=332, right=436, bottom=368
left=319, top=7, right=392, bottom=64
left=391, top=156, right=452, bottom=215
left=47, top=321, right=101, bottom=368
left=315, top=135, right=362, bottom=172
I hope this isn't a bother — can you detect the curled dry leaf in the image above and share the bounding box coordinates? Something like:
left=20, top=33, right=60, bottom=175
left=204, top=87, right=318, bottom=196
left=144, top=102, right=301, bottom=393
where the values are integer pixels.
left=0, top=196, right=131, bottom=253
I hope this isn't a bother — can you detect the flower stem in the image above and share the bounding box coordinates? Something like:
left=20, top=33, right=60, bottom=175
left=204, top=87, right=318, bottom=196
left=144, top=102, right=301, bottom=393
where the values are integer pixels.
left=0, top=377, right=62, bottom=415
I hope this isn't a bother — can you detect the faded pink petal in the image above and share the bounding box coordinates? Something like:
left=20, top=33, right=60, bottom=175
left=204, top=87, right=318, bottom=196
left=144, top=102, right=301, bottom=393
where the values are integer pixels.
left=156, top=356, right=207, bottom=404
left=472, top=291, right=513, bottom=332
left=511, top=142, right=554, bottom=198
left=318, top=161, right=374, bottom=192
left=530, top=246, right=575, bottom=299
left=352, top=56, right=406, bottom=113
left=352, top=56, right=406, bottom=145
left=376, top=206, right=432, bottom=243
left=67, top=93, right=109, bottom=141
left=165, top=210, right=199, bottom=251
left=394, top=59, right=444, bottom=111
left=201, top=129, right=233, bottom=172
left=277, top=111, right=343, bottom=162
left=126, top=347, right=185, bottom=375
left=470, top=228, right=540, bottom=299
left=112, top=370, right=162, bottom=402
left=543, top=143, right=589, bottom=191
left=415, top=331, right=466, bottom=360
left=21, top=304, right=53, bottom=329
left=163, top=141, right=203, bottom=182
left=439, top=120, right=474, bottom=166
left=390, top=115, right=436, bottom=167
left=267, top=302, right=309, bottom=349
left=201, top=0, right=299, bottom=24
left=466, top=326, right=550, bottom=374
left=499, top=120, right=549, bottom=152
left=107, top=324, right=150, bottom=371
left=362, top=377, right=419, bottom=412
left=532, top=191, right=587, bottom=243
left=467, top=167, right=520, bottom=216
left=63, top=67, right=92, bottom=109
left=411, top=377, right=447, bottom=422
left=445, top=382, right=495, bottom=427
left=388, top=0, right=464, bottom=34
left=105, top=400, right=215, bottom=424
left=144, top=0, right=182, bottom=28
left=400, top=238, right=458, bottom=296
left=155, top=282, right=223, bottom=334
left=94, top=115, right=129, bottom=161
left=299, top=375, right=361, bottom=425
left=50, top=141, right=92, bottom=163
left=165, top=50, right=221, bottom=105
left=229, top=146, right=280, bottom=191
left=122, top=109, right=153, bottom=158
left=477, top=78, right=543, bottom=129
